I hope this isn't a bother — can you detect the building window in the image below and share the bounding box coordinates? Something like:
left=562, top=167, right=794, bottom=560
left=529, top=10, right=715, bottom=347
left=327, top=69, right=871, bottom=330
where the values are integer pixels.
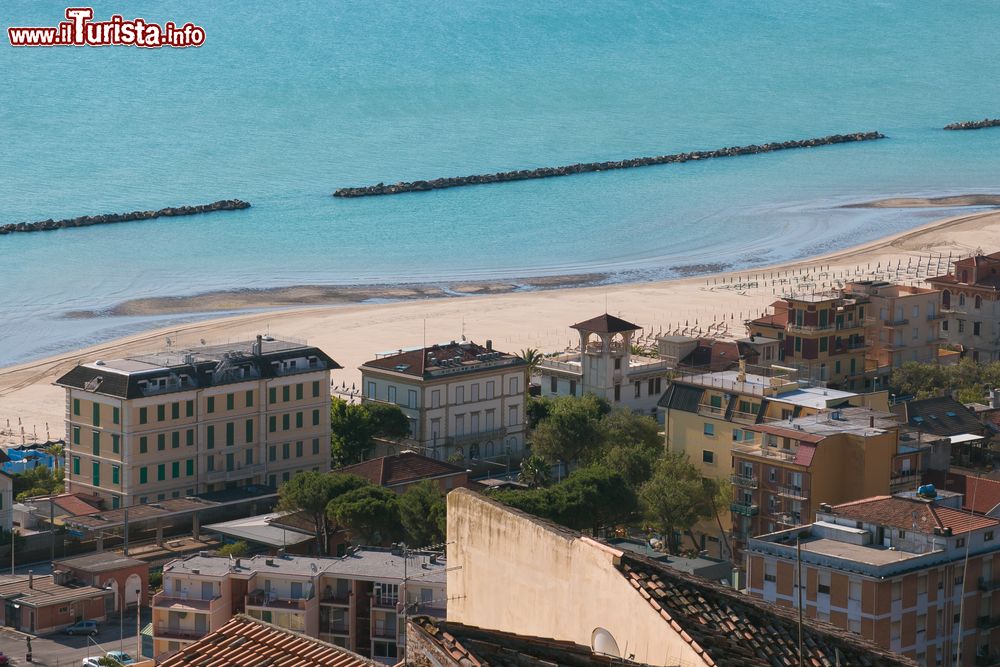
left=312, top=438, right=320, bottom=455
left=794, top=337, right=801, bottom=352
left=634, top=381, right=641, bottom=398
left=408, top=389, right=417, bottom=409
left=139, top=436, right=147, bottom=453
left=112, top=434, right=120, bottom=454
left=227, top=393, right=235, bottom=410
left=226, top=422, right=235, bottom=446
left=187, top=459, right=195, bottom=476
left=387, top=385, right=397, bottom=404
left=296, top=383, right=304, bottom=400
left=157, top=433, right=165, bottom=451
left=269, top=446, right=276, bottom=462
left=296, top=441, right=303, bottom=457
left=112, top=406, right=120, bottom=424
left=958, top=319, right=965, bottom=334
left=312, top=381, right=320, bottom=398
left=139, top=467, right=148, bottom=484
left=613, top=384, right=621, bottom=401
left=614, top=358, right=621, bottom=370
left=550, top=377, right=558, bottom=393
left=73, top=398, right=80, bottom=416
left=570, top=380, right=577, bottom=396
left=172, top=461, right=180, bottom=479
left=960, top=294, right=966, bottom=306
left=509, top=377, right=520, bottom=394
left=172, top=431, right=180, bottom=449
left=819, top=337, right=828, bottom=352
left=93, top=403, right=101, bottom=426
left=157, top=404, right=165, bottom=421
left=974, top=322, right=982, bottom=336
left=283, top=386, right=291, bottom=402
left=282, top=443, right=290, bottom=459
left=703, top=450, right=714, bottom=464
left=92, top=431, right=100, bottom=456
left=171, top=402, right=180, bottom=419
left=312, top=409, right=320, bottom=426
left=186, top=400, right=194, bottom=417
left=207, top=397, right=215, bottom=414
left=269, top=416, right=276, bottom=433
left=431, top=390, right=441, bottom=408
left=269, top=387, right=277, bottom=404
left=508, top=405, right=520, bottom=426
left=704, top=423, right=714, bottom=436
left=207, top=425, right=215, bottom=449
left=367, top=382, right=376, bottom=400
left=987, top=531, right=995, bottom=542
left=956, top=539, right=966, bottom=549
left=157, top=464, right=165, bottom=481
left=72, top=456, right=80, bottom=475
left=92, top=462, right=100, bottom=486
left=139, top=407, right=147, bottom=424
left=112, top=465, right=120, bottom=485
left=187, top=429, right=194, bottom=446
left=283, top=414, right=290, bottom=430
left=486, top=381, right=495, bottom=399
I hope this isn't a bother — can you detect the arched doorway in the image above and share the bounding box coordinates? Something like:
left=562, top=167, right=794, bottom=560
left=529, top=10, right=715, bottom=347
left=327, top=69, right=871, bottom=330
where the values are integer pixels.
left=125, top=574, right=142, bottom=609
left=105, top=578, right=119, bottom=615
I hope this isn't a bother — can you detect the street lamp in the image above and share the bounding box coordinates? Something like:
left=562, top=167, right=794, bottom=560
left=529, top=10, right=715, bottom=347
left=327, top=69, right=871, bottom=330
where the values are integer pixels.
left=135, top=589, right=142, bottom=660
left=105, top=582, right=124, bottom=654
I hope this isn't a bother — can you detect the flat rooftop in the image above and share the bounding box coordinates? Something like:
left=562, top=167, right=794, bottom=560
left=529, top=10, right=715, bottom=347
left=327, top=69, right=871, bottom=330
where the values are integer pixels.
left=800, top=538, right=928, bottom=566
left=679, top=370, right=858, bottom=407
left=772, top=407, right=900, bottom=437
left=54, top=552, right=147, bottom=573
left=87, top=337, right=310, bottom=375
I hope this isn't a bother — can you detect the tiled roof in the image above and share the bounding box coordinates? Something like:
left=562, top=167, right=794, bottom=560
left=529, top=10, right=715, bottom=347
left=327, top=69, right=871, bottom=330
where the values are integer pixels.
left=890, top=396, right=984, bottom=437
left=0, top=574, right=111, bottom=608
left=410, top=616, right=630, bottom=667
left=830, top=495, right=999, bottom=535
left=158, top=614, right=377, bottom=667
left=748, top=424, right=826, bottom=444
left=52, top=493, right=102, bottom=516
left=618, top=553, right=914, bottom=667
left=361, top=341, right=522, bottom=378
left=925, top=471, right=1000, bottom=514
left=337, top=451, right=467, bottom=488
left=570, top=313, right=641, bottom=333
left=749, top=310, right=789, bottom=328
left=678, top=340, right=743, bottom=372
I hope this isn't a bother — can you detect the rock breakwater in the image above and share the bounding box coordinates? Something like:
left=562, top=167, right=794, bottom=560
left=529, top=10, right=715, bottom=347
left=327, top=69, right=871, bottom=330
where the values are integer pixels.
left=333, top=131, right=885, bottom=198
left=944, top=118, right=1000, bottom=131
left=0, top=199, right=251, bottom=235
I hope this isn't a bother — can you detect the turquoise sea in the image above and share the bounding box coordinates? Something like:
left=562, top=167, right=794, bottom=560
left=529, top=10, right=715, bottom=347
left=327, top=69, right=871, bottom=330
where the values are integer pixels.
left=2, top=1, right=1000, bottom=366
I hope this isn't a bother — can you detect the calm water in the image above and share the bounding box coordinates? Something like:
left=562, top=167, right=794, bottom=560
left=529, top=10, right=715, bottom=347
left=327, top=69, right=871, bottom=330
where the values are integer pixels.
left=2, top=1, right=1000, bottom=365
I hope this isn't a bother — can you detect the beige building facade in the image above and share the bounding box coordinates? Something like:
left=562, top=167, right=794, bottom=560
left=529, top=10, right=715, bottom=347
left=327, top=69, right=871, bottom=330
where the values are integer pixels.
left=55, top=337, right=337, bottom=508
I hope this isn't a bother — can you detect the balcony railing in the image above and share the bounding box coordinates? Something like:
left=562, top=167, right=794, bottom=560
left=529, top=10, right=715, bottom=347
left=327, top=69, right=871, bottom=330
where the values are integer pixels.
left=445, top=428, right=507, bottom=448
left=247, top=590, right=310, bottom=610
left=775, top=513, right=802, bottom=527
left=321, top=592, right=351, bottom=605
left=372, top=624, right=398, bottom=640
left=322, top=622, right=350, bottom=635
left=979, top=615, right=1000, bottom=630
left=979, top=577, right=1000, bottom=592
left=152, top=591, right=222, bottom=612
left=882, top=318, right=910, bottom=327
left=731, top=474, right=759, bottom=489
left=773, top=485, right=807, bottom=501
left=273, top=360, right=325, bottom=376
left=733, top=444, right=797, bottom=462
left=372, top=596, right=398, bottom=611
left=410, top=603, right=446, bottom=618
left=206, top=463, right=265, bottom=484
left=731, top=502, right=759, bottom=517
left=154, top=624, right=209, bottom=642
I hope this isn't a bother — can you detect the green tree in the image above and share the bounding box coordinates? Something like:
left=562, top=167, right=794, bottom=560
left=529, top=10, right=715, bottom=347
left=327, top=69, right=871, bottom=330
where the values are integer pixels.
left=277, top=471, right=367, bottom=554
left=217, top=540, right=251, bottom=558
left=398, top=480, right=446, bottom=547
left=890, top=361, right=949, bottom=398
left=518, top=454, right=551, bottom=487
left=13, top=465, right=64, bottom=502
left=525, top=396, right=552, bottom=429
left=596, top=409, right=662, bottom=488
left=330, top=398, right=412, bottom=466
left=328, top=485, right=401, bottom=545
left=529, top=394, right=610, bottom=466
left=639, top=453, right=714, bottom=554
left=365, top=401, right=411, bottom=439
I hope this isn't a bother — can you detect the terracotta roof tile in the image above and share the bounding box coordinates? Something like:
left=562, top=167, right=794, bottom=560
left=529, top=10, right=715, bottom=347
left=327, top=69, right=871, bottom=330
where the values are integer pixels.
left=831, top=495, right=999, bottom=535
left=158, top=614, right=376, bottom=667
left=337, top=452, right=467, bottom=488
left=361, top=341, right=522, bottom=378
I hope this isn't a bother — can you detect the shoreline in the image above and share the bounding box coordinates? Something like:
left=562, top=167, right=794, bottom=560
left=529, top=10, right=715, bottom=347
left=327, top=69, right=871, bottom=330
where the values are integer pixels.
left=3, top=204, right=1000, bottom=446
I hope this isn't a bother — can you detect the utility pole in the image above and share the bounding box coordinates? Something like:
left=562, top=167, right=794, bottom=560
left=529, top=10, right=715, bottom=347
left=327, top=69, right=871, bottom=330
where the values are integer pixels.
left=796, top=536, right=804, bottom=667
left=136, top=587, right=142, bottom=660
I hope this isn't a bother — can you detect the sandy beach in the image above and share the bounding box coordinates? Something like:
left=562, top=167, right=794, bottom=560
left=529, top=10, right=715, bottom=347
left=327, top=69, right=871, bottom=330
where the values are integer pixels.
left=2, top=203, right=999, bottom=446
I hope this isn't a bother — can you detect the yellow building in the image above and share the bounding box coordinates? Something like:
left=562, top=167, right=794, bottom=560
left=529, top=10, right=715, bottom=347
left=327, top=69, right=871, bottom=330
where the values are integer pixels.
left=55, top=336, right=338, bottom=508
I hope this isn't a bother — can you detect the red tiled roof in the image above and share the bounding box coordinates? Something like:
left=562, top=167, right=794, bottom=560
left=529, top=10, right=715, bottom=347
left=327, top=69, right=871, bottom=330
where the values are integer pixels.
left=924, top=471, right=1000, bottom=514
left=749, top=311, right=788, bottom=327
left=52, top=493, right=101, bottom=516
left=570, top=313, right=641, bottom=333
left=747, top=424, right=826, bottom=444
left=337, top=452, right=467, bottom=489
left=158, top=614, right=376, bottom=667
left=794, top=444, right=817, bottom=467
left=361, top=341, right=520, bottom=378
left=831, top=495, right=999, bottom=535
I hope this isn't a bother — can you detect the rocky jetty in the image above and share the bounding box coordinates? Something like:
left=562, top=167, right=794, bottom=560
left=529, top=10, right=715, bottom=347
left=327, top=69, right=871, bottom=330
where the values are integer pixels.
left=944, top=118, right=1000, bottom=131
left=333, top=131, right=885, bottom=198
left=0, top=199, right=251, bottom=235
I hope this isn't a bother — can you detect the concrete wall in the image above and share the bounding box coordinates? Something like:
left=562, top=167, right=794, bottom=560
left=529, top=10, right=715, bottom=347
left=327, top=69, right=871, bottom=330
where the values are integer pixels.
left=446, top=489, right=706, bottom=666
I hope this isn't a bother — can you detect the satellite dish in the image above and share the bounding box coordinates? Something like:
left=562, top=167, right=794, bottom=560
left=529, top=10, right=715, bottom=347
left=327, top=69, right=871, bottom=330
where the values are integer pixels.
left=591, top=628, right=620, bottom=657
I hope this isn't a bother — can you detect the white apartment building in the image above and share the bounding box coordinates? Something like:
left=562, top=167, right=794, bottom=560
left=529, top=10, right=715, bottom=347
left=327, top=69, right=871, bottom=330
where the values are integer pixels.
left=153, top=549, right=446, bottom=664
left=359, top=340, right=527, bottom=466
left=536, top=313, right=671, bottom=416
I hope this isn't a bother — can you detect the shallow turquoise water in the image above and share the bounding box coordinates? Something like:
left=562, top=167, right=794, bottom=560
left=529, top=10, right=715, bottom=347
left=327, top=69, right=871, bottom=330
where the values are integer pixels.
left=1, top=1, right=1000, bottom=364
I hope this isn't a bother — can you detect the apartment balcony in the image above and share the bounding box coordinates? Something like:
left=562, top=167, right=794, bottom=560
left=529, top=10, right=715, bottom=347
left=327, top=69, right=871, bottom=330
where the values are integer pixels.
left=733, top=443, right=797, bottom=463
left=247, top=590, right=310, bottom=610
left=773, top=485, right=808, bottom=501
left=410, top=603, right=446, bottom=618
left=881, top=318, right=910, bottom=327
left=371, top=624, right=399, bottom=640
left=787, top=321, right=861, bottom=334
left=730, top=502, right=759, bottom=517
left=445, top=428, right=507, bottom=448
left=154, top=624, right=209, bottom=642
left=537, top=358, right=582, bottom=375
left=152, top=591, right=225, bottom=613
left=978, top=615, right=1000, bottom=630
left=775, top=513, right=802, bottom=527
left=206, top=463, right=265, bottom=484
left=730, top=474, right=759, bottom=489
left=697, top=403, right=726, bottom=419
left=321, top=622, right=350, bottom=635
left=273, top=360, right=326, bottom=376
left=890, top=470, right=920, bottom=492
left=372, top=596, right=399, bottom=611
left=979, top=577, right=1000, bottom=593
left=321, top=592, right=351, bottom=606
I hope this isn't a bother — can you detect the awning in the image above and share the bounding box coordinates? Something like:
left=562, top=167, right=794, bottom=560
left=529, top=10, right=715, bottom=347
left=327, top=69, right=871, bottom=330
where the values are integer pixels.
left=203, top=512, right=314, bottom=548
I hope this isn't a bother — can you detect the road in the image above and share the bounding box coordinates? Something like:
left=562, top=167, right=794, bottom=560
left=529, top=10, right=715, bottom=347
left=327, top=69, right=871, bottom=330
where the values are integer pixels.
left=0, top=609, right=149, bottom=667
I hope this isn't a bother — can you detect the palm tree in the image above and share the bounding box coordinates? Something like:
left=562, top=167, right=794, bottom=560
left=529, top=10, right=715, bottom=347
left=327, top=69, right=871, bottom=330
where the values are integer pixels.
left=519, top=348, right=543, bottom=382
left=518, top=454, right=551, bottom=488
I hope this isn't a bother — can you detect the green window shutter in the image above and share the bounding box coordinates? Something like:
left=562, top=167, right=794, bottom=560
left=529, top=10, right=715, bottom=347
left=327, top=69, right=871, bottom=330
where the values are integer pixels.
left=112, top=466, right=120, bottom=485
left=269, top=416, right=277, bottom=433
left=312, top=439, right=319, bottom=455
left=227, top=393, right=234, bottom=411
left=295, top=441, right=303, bottom=457
left=93, top=403, right=101, bottom=426
left=312, top=381, right=320, bottom=398
left=73, top=398, right=80, bottom=416
left=187, top=429, right=194, bottom=446
left=710, top=395, right=722, bottom=409
left=140, top=467, right=148, bottom=484
left=246, top=419, right=254, bottom=443
left=157, top=404, right=165, bottom=422
left=282, top=414, right=290, bottom=431
left=172, top=431, right=180, bottom=448
left=92, top=462, right=100, bottom=486
left=186, top=400, right=194, bottom=417
left=282, top=386, right=290, bottom=402
left=296, top=384, right=303, bottom=400
left=157, top=434, right=165, bottom=451
left=140, top=436, right=148, bottom=453
left=73, top=457, right=80, bottom=475
left=282, top=443, right=290, bottom=459
left=157, top=464, right=165, bottom=481
left=112, top=434, right=120, bottom=454
left=296, top=412, right=303, bottom=428
left=269, top=387, right=277, bottom=404
left=92, top=431, right=100, bottom=456
left=207, top=396, right=215, bottom=413
left=172, top=402, right=180, bottom=419
left=226, top=422, right=235, bottom=446
left=312, top=409, right=320, bottom=426
left=172, top=462, right=180, bottom=479
left=186, top=459, right=194, bottom=476
left=139, top=407, right=147, bottom=424
left=113, top=407, right=120, bottom=424
left=207, top=425, right=215, bottom=449
left=245, top=449, right=253, bottom=465
left=246, top=390, right=254, bottom=407
left=72, top=427, right=80, bottom=445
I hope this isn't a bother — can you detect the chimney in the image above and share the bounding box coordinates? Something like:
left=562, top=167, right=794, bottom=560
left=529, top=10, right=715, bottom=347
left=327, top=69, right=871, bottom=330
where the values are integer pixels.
left=28, top=571, right=33, bottom=589
left=992, top=388, right=1000, bottom=409
left=254, top=334, right=263, bottom=356
left=870, top=415, right=875, bottom=428
left=486, top=339, right=493, bottom=352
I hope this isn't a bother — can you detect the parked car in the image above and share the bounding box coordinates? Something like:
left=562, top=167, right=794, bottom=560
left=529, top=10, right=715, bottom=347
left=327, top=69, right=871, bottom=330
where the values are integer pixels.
left=64, top=620, right=99, bottom=636
left=82, top=653, right=134, bottom=666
